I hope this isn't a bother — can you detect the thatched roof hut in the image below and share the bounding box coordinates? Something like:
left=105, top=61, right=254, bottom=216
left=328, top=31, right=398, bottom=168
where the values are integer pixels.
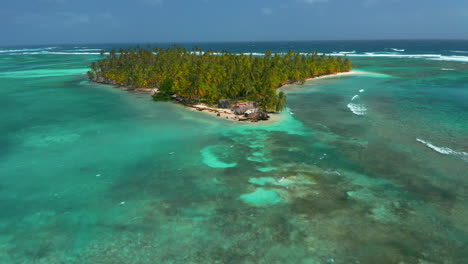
left=233, top=102, right=256, bottom=115
left=218, top=99, right=232, bottom=109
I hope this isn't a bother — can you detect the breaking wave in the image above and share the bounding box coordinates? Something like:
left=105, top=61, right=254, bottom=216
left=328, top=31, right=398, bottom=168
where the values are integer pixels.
left=347, top=89, right=367, bottom=115
left=0, top=46, right=103, bottom=55
left=42, top=52, right=101, bottom=55
left=416, top=138, right=468, bottom=162
left=2, top=46, right=468, bottom=63
left=325, top=52, right=468, bottom=62
left=0, top=47, right=57, bottom=54
left=65, top=49, right=102, bottom=52
left=6, top=51, right=101, bottom=55
left=189, top=51, right=468, bottom=63
left=428, top=56, right=468, bottom=62
left=347, top=103, right=367, bottom=116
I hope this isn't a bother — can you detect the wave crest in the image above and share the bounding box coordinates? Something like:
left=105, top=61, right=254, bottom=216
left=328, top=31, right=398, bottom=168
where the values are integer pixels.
left=326, top=52, right=468, bottom=62
left=347, top=103, right=367, bottom=115
left=0, top=47, right=56, bottom=54
left=416, top=138, right=468, bottom=162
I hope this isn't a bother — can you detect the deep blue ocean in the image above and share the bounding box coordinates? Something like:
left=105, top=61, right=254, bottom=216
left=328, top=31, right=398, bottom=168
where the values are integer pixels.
left=0, top=40, right=467, bottom=263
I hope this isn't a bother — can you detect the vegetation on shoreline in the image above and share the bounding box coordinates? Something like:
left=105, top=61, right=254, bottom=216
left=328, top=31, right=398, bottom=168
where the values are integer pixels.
left=88, top=47, right=352, bottom=111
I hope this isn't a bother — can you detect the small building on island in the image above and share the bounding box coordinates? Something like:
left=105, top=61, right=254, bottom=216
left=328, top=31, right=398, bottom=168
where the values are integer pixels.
left=233, top=102, right=256, bottom=115
left=218, top=99, right=232, bottom=109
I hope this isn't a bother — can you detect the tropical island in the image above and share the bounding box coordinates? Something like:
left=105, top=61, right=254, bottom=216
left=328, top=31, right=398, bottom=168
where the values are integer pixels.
left=87, top=46, right=353, bottom=122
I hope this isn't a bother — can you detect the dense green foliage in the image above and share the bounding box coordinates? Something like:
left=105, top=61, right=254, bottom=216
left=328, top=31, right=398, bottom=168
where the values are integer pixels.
left=88, top=47, right=352, bottom=111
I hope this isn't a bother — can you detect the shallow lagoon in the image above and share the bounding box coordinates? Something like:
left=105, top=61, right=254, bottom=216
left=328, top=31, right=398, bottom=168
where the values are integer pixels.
left=0, top=45, right=467, bottom=263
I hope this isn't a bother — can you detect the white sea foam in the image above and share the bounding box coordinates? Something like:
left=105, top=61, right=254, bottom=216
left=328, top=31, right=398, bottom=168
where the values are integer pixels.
left=351, top=95, right=359, bottom=101
left=347, top=103, right=367, bottom=115
left=450, top=50, right=468, bottom=54
left=249, top=52, right=265, bottom=56
left=338, top=51, right=356, bottom=54
left=7, top=51, right=101, bottom=55
left=0, top=49, right=28, bottom=53
left=327, top=52, right=414, bottom=57
left=3, top=48, right=468, bottom=63
left=362, top=53, right=441, bottom=58
left=67, top=49, right=102, bottom=52
left=0, top=47, right=57, bottom=54
left=189, top=51, right=265, bottom=56
left=428, top=56, right=468, bottom=62
left=359, top=89, right=365, bottom=93
left=326, top=52, right=468, bottom=63
left=391, top=48, right=405, bottom=52
left=49, top=52, right=100, bottom=55
left=416, top=138, right=468, bottom=161
left=440, top=68, right=455, bottom=71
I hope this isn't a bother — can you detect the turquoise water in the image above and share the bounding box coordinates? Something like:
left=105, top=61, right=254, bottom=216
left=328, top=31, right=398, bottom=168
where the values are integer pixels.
left=0, top=43, right=467, bottom=263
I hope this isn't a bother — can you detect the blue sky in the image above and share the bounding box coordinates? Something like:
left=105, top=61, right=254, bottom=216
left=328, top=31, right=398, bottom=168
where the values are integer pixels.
left=1, top=0, right=467, bottom=45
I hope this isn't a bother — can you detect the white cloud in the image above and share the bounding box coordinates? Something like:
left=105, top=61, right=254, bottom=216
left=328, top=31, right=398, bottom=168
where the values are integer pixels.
left=261, top=7, right=273, bottom=15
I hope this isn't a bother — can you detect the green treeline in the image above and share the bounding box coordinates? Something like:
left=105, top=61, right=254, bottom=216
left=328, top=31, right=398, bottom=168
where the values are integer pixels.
left=88, top=46, right=352, bottom=111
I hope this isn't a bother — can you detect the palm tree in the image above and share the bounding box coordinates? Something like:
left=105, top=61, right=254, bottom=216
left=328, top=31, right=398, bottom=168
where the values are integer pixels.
left=89, top=46, right=351, bottom=111
left=275, top=91, right=287, bottom=112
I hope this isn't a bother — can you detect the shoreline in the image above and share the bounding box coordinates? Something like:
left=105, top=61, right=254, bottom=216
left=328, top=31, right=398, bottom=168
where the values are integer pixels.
left=97, top=70, right=365, bottom=124
left=181, top=70, right=366, bottom=124
left=280, top=70, right=368, bottom=89
left=182, top=103, right=283, bottom=125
